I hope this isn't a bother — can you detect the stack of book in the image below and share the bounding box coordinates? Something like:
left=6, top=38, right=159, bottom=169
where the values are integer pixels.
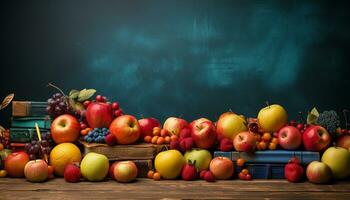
left=214, top=150, right=320, bottom=179
left=10, top=101, right=50, bottom=151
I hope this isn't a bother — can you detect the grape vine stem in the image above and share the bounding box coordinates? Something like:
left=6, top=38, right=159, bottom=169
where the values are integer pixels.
left=47, top=83, right=67, bottom=96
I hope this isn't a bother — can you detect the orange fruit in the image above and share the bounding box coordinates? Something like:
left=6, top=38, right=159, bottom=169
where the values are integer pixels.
left=268, top=142, right=277, bottom=150
left=254, top=134, right=261, bottom=142
left=236, top=158, right=245, bottom=167
left=164, top=136, right=171, bottom=144
left=144, top=136, right=152, bottom=143
left=262, top=133, right=272, bottom=142
left=157, top=137, right=165, bottom=145
left=170, top=135, right=178, bottom=142
left=147, top=170, right=154, bottom=179
left=241, top=169, right=249, bottom=175
left=81, top=129, right=88, bottom=136
left=153, top=172, right=161, bottom=181
left=0, top=143, right=4, bottom=151
left=0, top=170, right=7, bottom=178
left=271, top=137, right=278, bottom=144
left=151, top=136, right=159, bottom=144
left=153, top=127, right=161, bottom=136
left=160, top=129, right=169, bottom=137
left=49, top=143, right=81, bottom=176
left=258, top=141, right=267, bottom=150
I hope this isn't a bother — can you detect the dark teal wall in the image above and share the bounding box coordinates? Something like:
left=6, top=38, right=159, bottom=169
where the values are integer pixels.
left=1, top=0, right=350, bottom=126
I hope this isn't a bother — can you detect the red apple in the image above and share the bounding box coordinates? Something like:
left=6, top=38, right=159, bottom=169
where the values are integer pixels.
left=233, top=131, right=256, bottom=152
left=306, top=161, right=332, bottom=184
left=209, top=157, right=234, bottom=180
left=138, top=117, right=161, bottom=138
left=86, top=102, right=113, bottom=128
left=336, top=135, right=350, bottom=151
left=303, top=125, right=331, bottom=151
left=113, top=161, right=138, bottom=183
left=277, top=126, right=302, bottom=150
left=109, top=161, right=118, bottom=180
left=51, top=114, right=80, bottom=144
left=24, top=159, right=48, bottom=182
left=189, top=118, right=216, bottom=149
left=216, top=112, right=248, bottom=140
left=163, top=117, right=188, bottom=136
left=109, top=115, right=141, bottom=144
left=4, top=151, right=30, bottom=177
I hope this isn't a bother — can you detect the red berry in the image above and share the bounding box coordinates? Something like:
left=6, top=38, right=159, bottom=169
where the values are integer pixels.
left=341, top=129, right=347, bottom=134
left=105, top=134, right=117, bottom=146
left=83, top=101, right=91, bottom=108
left=296, top=124, right=304, bottom=130
left=96, top=95, right=103, bottom=102
left=114, top=109, right=122, bottom=117
left=246, top=174, right=252, bottom=180
left=238, top=172, right=246, bottom=180
left=102, top=96, right=107, bottom=102
left=204, top=171, right=215, bottom=182
left=219, top=138, right=234, bottom=152
left=348, top=130, right=350, bottom=135
left=290, top=120, right=296, bottom=127
left=179, top=128, right=191, bottom=139
left=64, top=164, right=81, bottom=183
left=80, top=123, right=87, bottom=130
left=200, top=170, right=207, bottom=180
left=112, top=102, right=119, bottom=110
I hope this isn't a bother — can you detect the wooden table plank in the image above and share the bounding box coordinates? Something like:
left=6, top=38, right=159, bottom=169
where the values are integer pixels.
left=1, top=178, right=350, bottom=199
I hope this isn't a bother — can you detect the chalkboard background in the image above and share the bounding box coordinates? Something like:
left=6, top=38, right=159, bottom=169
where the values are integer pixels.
left=1, top=0, right=350, bottom=126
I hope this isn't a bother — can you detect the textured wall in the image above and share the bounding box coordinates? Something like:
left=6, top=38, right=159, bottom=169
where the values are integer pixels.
left=1, top=0, right=350, bottom=126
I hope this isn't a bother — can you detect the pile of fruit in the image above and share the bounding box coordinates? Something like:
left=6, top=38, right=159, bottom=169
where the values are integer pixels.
left=1, top=86, right=350, bottom=185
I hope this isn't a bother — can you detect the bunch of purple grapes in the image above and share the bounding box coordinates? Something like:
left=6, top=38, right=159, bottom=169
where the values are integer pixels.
left=24, top=132, right=54, bottom=160
left=46, top=93, right=70, bottom=118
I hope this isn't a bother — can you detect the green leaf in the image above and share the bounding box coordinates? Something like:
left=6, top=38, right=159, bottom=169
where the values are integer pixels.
left=69, top=89, right=80, bottom=99
left=307, top=107, right=320, bottom=125
left=68, top=98, right=85, bottom=112
left=77, top=89, right=96, bottom=102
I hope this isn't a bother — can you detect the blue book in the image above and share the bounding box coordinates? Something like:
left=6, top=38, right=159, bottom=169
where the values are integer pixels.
left=214, top=150, right=319, bottom=165
left=11, top=116, right=51, bottom=129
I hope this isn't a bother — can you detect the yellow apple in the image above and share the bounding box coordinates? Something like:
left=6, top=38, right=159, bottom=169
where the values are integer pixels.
left=257, top=104, right=288, bottom=132
left=216, top=112, right=247, bottom=139
left=154, top=150, right=185, bottom=179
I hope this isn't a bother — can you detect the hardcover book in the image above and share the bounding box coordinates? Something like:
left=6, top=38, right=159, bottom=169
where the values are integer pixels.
left=11, top=116, right=51, bottom=129
left=12, top=101, right=48, bottom=117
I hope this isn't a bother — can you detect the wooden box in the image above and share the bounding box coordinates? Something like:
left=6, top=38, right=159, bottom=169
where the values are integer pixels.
left=79, top=141, right=167, bottom=161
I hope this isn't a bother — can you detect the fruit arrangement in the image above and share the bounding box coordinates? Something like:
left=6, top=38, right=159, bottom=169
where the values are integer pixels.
left=1, top=85, right=350, bottom=186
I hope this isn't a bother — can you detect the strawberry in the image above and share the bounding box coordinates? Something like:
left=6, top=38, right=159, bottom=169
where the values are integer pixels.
left=181, top=160, right=198, bottom=181
left=179, top=128, right=191, bottom=139
left=179, top=137, right=194, bottom=152
left=200, top=170, right=207, bottom=179
left=204, top=171, right=215, bottom=182
left=219, top=138, right=233, bottom=151
left=170, top=140, right=180, bottom=150
left=284, top=156, right=304, bottom=182
left=105, top=134, right=117, bottom=146
left=64, top=163, right=81, bottom=183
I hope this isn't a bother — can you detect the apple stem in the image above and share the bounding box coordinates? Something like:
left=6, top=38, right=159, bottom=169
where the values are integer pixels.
left=343, top=109, right=349, bottom=130
left=140, top=114, right=144, bottom=119
left=265, top=101, right=270, bottom=108
left=229, top=108, right=233, bottom=113
left=47, top=83, right=67, bottom=96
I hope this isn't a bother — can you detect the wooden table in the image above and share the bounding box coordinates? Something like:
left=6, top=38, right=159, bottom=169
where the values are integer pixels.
left=1, top=178, right=349, bottom=199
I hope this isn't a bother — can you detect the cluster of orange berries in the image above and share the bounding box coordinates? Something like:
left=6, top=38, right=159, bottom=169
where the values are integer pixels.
left=80, top=127, right=93, bottom=136
left=147, top=170, right=161, bottom=181
left=144, top=127, right=178, bottom=145
left=236, top=158, right=252, bottom=180
left=254, top=132, right=278, bottom=150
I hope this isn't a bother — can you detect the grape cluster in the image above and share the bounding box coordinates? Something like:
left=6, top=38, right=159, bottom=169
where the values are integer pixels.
left=46, top=93, right=70, bottom=118
left=316, top=110, right=340, bottom=134
left=0, top=130, right=10, bottom=149
left=84, top=128, right=109, bottom=143
left=24, top=132, right=54, bottom=160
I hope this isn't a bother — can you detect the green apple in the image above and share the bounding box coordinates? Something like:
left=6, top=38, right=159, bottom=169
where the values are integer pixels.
left=184, top=149, right=212, bottom=171
left=321, top=147, right=350, bottom=179
left=257, top=104, right=288, bottom=133
left=80, top=152, right=109, bottom=181
left=155, top=150, right=185, bottom=179
left=306, top=161, right=332, bottom=184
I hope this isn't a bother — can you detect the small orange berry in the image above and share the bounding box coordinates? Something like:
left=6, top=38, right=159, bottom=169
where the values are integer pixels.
left=241, top=169, right=249, bottom=175
left=262, top=133, right=272, bottom=142
left=153, top=172, right=161, bottom=180
left=164, top=136, right=171, bottom=144
left=147, top=170, right=154, bottom=179
left=144, top=136, right=152, bottom=143
left=254, top=134, right=261, bottom=142
left=236, top=158, right=245, bottom=167
left=160, top=129, right=169, bottom=137
left=258, top=141, right=267, bottom=150
left=153, top=127, right=161, bottom=136
left=268, top=142, right=277, bottom=150
left=151, top=136, right=159, bottom=144
left=157, top=137, right=165, bottom=145
left=170, top=135, right=178, bottom=142
left=271, top=137, right=278, bottom=144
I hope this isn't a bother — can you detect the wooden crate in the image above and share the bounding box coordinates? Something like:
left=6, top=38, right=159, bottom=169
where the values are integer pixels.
left=79, top=141, right=167, bottom=161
